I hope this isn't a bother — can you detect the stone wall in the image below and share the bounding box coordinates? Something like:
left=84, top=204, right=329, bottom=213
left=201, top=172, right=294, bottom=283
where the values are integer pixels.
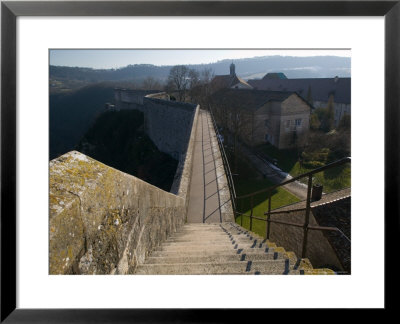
left=312, top=197, right=351, bottom=272
left=170, top=106, right=199, bottom=205
left=143, top=97, right=197, bottom=160
left=267, top=206, right=343, bottom=271
left=50, top=92, right=201, bottom=275
left=49, top=151, right=186, bottom=275
left=113, top=90, right=199, bottom=197
left=114, top=90, right=197, bottom=161
left=114, top=89, right=162, bottom=112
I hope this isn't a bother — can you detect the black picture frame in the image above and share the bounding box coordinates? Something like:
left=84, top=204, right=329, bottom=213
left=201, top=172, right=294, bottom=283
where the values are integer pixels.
left=1, top=0, right=398, bottom=321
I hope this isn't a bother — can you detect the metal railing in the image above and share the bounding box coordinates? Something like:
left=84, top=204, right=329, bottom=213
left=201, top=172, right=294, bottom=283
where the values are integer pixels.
left=235, top=156, right=351, bottom=258
left=208, top=107, right=237, bottom=213
left=207, top=105, right=350, bottom=260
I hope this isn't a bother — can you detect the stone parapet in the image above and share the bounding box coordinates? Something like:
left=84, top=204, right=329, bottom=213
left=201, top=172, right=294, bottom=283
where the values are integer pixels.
left=170, top=105, right=200, bottom=210
left=49, top=151, right=185, bottom=275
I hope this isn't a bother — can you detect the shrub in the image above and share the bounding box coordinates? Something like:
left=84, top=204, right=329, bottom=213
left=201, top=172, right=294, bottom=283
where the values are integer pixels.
left=303, top=160, right=325, bottom=169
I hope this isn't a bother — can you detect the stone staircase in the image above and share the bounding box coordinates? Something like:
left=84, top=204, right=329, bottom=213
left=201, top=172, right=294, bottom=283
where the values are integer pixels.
left=135, top=222, right=335, bottom=275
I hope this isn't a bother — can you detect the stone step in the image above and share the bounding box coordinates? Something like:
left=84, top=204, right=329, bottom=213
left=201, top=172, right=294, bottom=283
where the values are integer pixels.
left=180, top=224, right=230, bottom=229
left=145, top=251, right=283, bottom=264
left=151, top=246, right=278, bottom=258
left=165, top=238, right=234, bottom=245
left=166, top=234, right=254, bottom=242
left=161, top=237, right=277, bottom=248
left=176, top=229, right=228, bottom=235
left=135, top=259, right=292, bottom=275
left=169, top=231, right=266, bottom=241
left=155, top=240, right=277, bottom=252
left=171, top=231, right=254, bottom=239
left=169, top=233, right=231, bottom=240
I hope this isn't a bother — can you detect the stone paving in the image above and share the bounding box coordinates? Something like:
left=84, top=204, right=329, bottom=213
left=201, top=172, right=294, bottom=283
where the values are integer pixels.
left=186, top=110, right=234, bottom=223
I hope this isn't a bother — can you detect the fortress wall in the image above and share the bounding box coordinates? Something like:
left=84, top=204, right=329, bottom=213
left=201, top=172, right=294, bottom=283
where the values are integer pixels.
left=170, top=105, right=199, bottom=210
left=145, top=92, right=170, bottom=100
left=112, top=88, right=200, bottom=206
left=114, top=89, right=163, bottom=112
left=143, top=97, right=197, bottom=160
left=49, top=151, right=185, bottom=275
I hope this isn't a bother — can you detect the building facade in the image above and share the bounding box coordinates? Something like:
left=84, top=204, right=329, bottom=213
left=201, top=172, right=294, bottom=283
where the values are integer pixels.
left=248, top=75, right=350, bottom=127
left=211, top=89, right=311, bottom=150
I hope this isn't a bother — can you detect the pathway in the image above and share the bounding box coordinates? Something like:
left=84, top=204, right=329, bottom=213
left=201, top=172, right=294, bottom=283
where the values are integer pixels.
left=186, top=110, right=233, bottom=223
left=238, top=144, right=308, bottom=200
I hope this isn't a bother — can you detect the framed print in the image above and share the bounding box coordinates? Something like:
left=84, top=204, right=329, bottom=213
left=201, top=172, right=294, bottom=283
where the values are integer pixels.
left=1, top=0, right=398, bottom=321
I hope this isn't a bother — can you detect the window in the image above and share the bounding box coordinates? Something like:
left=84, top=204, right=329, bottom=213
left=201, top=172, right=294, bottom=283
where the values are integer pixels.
left=285, top=120, right=291, bottom=128
left=295, top=119, right=302, bottom=126
left=264, top=119, right=269, bottom=127
left=265, top=134, right=273, bottom=144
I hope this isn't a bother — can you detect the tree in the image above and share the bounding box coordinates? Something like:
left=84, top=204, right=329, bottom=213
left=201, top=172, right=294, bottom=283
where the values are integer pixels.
left=188, top=69, right=200, bottom=90
left=187, top=68, right=215, bottom=105
left=310, top=112, right=321, bottom=130
left=320, top=94, right=335, bottom=132
left=166, top=65, right=190, bottom=101
left=338, top=114, right=351, bottom=131
left=208, top=92, right=253, bottom=173
left=141, top=76, right=161, bottom=90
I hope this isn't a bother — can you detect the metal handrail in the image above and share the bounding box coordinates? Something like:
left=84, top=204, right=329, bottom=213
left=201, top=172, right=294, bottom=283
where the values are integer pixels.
left=208, top=107, right=237, bottom=213
left=236, top=157, right=351, bottom=199
left=235, top=156, right=351, bottom=258
left=207, top=104, right=351, bottom=260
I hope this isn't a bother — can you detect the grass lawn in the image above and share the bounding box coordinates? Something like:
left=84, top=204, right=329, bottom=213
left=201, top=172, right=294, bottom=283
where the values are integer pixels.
left=231, top=152, right=300, bottom=237
left=255, top=143, right=351, bottom=193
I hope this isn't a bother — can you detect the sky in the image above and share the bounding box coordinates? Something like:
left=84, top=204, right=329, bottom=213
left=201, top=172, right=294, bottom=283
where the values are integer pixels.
left=49, top=49, right=351, bottom=69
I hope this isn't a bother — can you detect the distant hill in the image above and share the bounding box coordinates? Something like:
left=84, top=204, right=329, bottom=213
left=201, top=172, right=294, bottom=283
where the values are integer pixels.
left=76, top=110, right=178, bottom=191
left=50, top=55, right=351, bottom=91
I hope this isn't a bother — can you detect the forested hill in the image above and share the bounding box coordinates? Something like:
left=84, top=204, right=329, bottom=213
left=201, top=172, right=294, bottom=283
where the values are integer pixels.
left=50, top=55, right=351, bottom=85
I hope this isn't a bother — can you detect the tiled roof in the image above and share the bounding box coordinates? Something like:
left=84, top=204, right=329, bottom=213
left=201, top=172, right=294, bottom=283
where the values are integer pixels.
left=211, top=75, right=234, bottom=88
left=211, top=74, right=252, bottom=89
left=248, top=77, right=351, bottom=104
left=210, top=88, right=297, bottom=111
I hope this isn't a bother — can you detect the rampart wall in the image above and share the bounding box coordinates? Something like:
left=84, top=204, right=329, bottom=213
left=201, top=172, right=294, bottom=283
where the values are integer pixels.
left=114, top=89, right=162, bottom=112
left=50, top=92, right=200, bottom=274
left=50, top=151, right=186, bottom=275
left=143, top=97, right=197, bottom=160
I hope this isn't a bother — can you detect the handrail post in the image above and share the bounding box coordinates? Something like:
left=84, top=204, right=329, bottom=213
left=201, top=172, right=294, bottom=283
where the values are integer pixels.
left=301, top=174, right=313, bottom=258
left=250, top=196, right=254, bottom=231
left=240, top=198, right=243, bottom=226
left=266, top=192, right=272, bottom=239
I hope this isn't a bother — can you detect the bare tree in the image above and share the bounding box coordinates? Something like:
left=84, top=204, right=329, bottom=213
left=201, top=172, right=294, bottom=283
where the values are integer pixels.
left=189, top=68, right=215, bottom=105
left=167, top=65, right=190, bottom=101
left=188, top=69, right=200, bottom=89
left=141, top=76, right=162, bottom=90
left=209, top=93, right=253, bottom=173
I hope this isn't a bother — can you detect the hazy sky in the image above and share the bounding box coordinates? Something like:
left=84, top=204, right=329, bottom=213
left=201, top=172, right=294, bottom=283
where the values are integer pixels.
left=50, top=49, right=351, bottom=69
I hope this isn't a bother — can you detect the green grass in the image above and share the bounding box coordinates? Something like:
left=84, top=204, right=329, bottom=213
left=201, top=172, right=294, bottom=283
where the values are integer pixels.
left=231, top=152, right=300, bottom=237
left=255, top=143, right=351, bottom=193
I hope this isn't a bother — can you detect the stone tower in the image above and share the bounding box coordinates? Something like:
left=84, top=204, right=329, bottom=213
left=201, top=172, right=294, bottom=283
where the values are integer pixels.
left=230, top=62, right=235, bottom=77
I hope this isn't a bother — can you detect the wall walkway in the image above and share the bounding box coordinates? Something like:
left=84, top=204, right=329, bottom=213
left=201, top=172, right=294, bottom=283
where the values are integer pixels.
left=186, top=110, right=234, bottom=223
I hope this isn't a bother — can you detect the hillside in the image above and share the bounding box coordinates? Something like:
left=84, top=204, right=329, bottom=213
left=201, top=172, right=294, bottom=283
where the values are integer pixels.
left=76, top=110, right=178, bottom=191
left=50, top=55, right=351, bottom=92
